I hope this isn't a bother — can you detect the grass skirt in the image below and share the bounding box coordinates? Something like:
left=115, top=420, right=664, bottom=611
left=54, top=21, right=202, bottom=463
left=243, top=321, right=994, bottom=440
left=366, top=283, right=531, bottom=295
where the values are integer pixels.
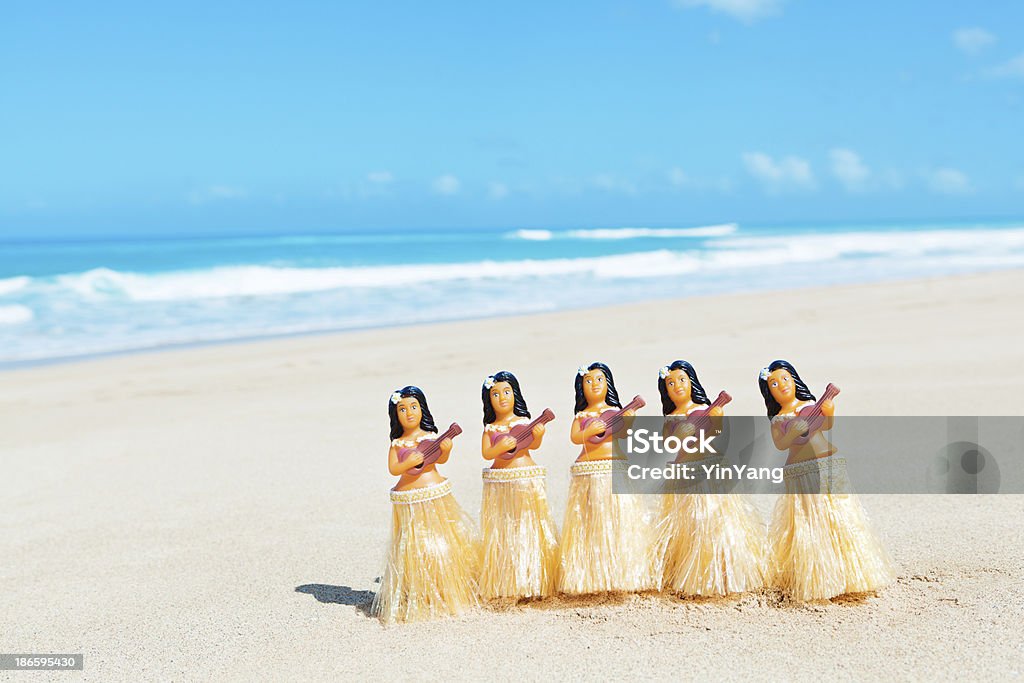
left=371, top=480, right=481, bottom=624
left=557, top=460, right=656, bottom=595
left=768, top=455, right=895, bottom=601
left=479, top=465, right=560, bottom=600
left=652, top=456, right=766, bottom=596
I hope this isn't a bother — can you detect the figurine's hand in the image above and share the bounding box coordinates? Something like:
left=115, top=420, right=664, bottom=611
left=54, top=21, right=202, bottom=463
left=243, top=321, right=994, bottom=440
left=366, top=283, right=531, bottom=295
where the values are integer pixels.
left=531, top=423, right=545, bottom=438
left=676, top=422, right=697, bottom=439
left=439, top=438, right=453, bottom=453
left=820, top=400, right=834, bottom=417
left=623, top=409, right=636, bottom=418
left=499, top=435, right=517, bottom=451
left=791, top=419, right=809, bottom=435
left=709, top=407, right=724, bottom=418
left=585, top=419, right=607, bottom=437
left=406, top=450, right=426, bottom=468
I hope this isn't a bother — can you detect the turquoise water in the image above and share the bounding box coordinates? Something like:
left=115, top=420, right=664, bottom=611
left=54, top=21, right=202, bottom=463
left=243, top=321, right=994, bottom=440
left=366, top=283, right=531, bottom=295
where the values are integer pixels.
left=2, top=220, right=1023, bottom=364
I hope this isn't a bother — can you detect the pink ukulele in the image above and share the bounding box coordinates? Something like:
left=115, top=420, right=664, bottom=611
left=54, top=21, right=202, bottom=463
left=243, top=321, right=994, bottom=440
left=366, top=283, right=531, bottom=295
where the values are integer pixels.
left=679, top=390, right=732, bottom=434
left=777, top=384, right=840, bottom=445
left=397, top=423, right=463, bottom=472
left=581, top=396, right=646, bottom=445
left=489, top=409, right=556, bottom=459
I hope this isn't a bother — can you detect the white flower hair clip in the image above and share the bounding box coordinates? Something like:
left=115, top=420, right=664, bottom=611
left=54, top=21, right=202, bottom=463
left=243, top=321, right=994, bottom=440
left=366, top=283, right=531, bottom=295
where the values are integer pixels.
left=389, top=391, right=403, bottom=405
left=483, top=376, right=496, bottom=389
left=658, top=365, right=670, bottom=379
left=759, top=367, right=771, bottom=381
left=577, top=365, right=588, bottom=377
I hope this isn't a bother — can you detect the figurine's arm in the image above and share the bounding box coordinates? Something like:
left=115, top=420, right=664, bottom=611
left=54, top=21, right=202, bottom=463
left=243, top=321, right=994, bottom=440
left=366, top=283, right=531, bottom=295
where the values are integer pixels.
left=820, top=400, right=835, bottom=431
left=436, top=437, right=453, bottom=464
left=672, top=419, right=696, bottom=439
left=709, top=406, right=724, bottom=433
left=527, top=422, right=545, bottom=450
left=771, top=419, right=809, bottom=451
left=388, top=444, right=423, bottom=476
left=571, top=415, right=595, bottom=444
left=481, top=431, right=516, bottom=460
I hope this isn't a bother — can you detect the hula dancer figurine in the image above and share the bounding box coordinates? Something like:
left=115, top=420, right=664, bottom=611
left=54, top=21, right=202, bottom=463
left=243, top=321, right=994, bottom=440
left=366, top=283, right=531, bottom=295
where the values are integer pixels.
left=478, top=371, right=560, bottom=601
left=759, top=360, right=894, bottom=601
left=558, top=362, right=654, bottom=595
left=370, top=386, right=480, bottom=624
left=651, top=361, right=766, bottom=597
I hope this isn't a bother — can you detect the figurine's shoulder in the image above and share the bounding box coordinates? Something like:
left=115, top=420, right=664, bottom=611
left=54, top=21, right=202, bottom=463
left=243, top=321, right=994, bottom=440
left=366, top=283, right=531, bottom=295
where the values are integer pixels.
left=391, top=433, right=428, bottom=447
left=772, top=401, right=812, bottom=421
left=484, top=416, right=529, bottom=433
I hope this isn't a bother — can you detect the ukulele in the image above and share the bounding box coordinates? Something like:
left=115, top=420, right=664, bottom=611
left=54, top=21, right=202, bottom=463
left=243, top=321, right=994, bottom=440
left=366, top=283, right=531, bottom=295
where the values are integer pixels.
left=675, top=391, right=732, bottom=435
left=397, top=423, right=463, bottom=472
left=489, top=409, right=556, bottom=459
left=581, top=396, right=646, bottom=445
left=777, top=384, right=840, bottom=445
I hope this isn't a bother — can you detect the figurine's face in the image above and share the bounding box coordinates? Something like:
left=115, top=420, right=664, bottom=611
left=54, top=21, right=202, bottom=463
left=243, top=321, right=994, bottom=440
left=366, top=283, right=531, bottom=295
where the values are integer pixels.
left=489, top=381, right=515, bottom=418
left=767, top=368, right=796, bottom=404
left=664, top=369, right=691, bottom=405
left=581, top=368, right=608, bottom=404
left=395, top=396, right=422, bottom=430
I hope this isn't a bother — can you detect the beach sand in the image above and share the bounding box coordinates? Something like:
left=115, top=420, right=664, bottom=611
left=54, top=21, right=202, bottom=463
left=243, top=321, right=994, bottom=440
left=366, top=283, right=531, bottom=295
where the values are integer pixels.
left=3, top=270, right=1024, bottom=680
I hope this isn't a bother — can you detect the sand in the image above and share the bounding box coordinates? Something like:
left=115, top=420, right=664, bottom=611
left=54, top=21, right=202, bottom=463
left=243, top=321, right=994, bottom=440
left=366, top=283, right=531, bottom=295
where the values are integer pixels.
left=3, top=270, right=1024, bottom=681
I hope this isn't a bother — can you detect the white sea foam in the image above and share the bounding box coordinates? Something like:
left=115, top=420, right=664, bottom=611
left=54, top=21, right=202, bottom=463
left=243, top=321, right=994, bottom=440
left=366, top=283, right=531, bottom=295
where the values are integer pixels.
left=512, top=229, right=553, bottom=241
left=707, top=227, right=1024, bottom=257
left=0, top=276, right=31, bottom=296
left=51, top=253, right=690, bottom=301
left=506, top=224, right=737, bottom=241
left=565, top=224, right=737, bottom=239
left=35, top=226, right=1024, bottom=303
left=0, top=304, right=33, bottom=325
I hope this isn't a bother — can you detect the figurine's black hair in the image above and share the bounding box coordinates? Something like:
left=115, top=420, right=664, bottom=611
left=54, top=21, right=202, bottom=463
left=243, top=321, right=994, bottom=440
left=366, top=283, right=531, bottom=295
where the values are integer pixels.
left=758, top=360, right=817, bottom=418
left=481, top=370, right=532, bottom=425
left=388, top=385, right=438, bottom=439
left=574, top=362, right=622, bottom=414
left=658, top=360, right=711, bottom=416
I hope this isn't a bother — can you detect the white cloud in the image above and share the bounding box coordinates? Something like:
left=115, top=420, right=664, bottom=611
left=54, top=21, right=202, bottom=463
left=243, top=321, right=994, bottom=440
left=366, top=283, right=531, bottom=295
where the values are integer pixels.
left=926, top=167, right=972, bottom=195
left=673, top=0, right=782, bottom=23
left=742, top=152, right=814, bottom=192
left=591, top=173, right=637, bottom=195
left=432, top=174, right=461, bottom=195
left=952, top=27, right=996, bottom=55
left=829, top=148, right=870, bottom=192
left=986, top=53, right=1024, bottom=79
left=487, top=182, right=509, bottom=200
left=880, top=169, right=906, bottom=191
left=187, top=185, right=247, bottom=204
left=668, top=167, right=689, bottom=187
left=367, top=170, right=393, bottom=183
left=666, top=167, right=732, bottom=192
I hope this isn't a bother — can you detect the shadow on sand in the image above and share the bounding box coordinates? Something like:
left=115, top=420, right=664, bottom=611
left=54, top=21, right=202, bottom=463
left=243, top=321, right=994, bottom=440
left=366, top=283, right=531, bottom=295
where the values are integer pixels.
left=295, top=584, right=375, bottom=617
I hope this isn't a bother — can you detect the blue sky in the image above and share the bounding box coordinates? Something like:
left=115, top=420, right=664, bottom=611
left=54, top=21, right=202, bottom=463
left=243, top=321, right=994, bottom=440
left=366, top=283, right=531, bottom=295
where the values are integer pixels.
left=2, top=0, right=1023, bottom=238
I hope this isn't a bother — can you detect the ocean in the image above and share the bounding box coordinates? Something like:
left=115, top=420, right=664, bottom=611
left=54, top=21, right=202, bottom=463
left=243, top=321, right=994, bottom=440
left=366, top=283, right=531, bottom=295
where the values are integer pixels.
left=2, top=220, right=1023, bottom=365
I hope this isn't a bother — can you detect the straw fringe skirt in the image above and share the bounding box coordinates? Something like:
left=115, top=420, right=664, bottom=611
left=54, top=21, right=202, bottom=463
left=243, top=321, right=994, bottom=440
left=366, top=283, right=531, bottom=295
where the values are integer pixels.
left=371, top=480, right=481, bottom=624
left=479, top=465, right=560, bottom=600
left=768, top=455, right=895, bottom=601
left=557, top=460, right=656, bottom=595
left=652, top=456, right=766, bottom=596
